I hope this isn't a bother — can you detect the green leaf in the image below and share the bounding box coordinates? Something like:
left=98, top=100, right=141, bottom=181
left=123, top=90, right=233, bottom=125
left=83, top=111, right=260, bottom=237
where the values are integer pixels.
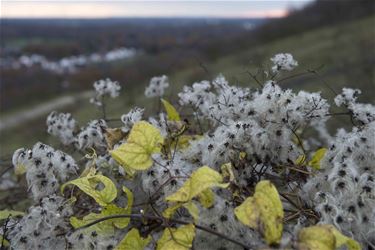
left=110, top=121, right=164, bottom=170
left=0, top=209, right=24, bottom=220
left=157, top=224, right=195, bottom=250
left=308, top=148, right=327, bottom=170
left=297, top=224, right=360, bottom=250
left=234, top=180, right=284, bottom=245
left=115, top=228, right=151, bottom=250
left=61, top=174, right=117, bottom=206
left=166, top=166, right=229, bottom=203
left=161, top=99, right=181, bottom=121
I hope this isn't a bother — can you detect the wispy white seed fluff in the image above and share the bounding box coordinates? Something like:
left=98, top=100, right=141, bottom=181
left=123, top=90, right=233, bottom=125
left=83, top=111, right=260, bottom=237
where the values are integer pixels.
left=144, top=75, right=169, bottom=98
left=76, top=119, right=107, bottom=152
left=7, top=195, right=72, bottom=250
left=270, top=53, right=298, bottom=72
left=121, top=107, right=144, bottom=132
left=46, top=111, right=77, bottom=145
left=90, top=78, right=121, bottom=106
left=12, top=142, right=78, bottom=201
left=301, top=121, right=375, bottom=247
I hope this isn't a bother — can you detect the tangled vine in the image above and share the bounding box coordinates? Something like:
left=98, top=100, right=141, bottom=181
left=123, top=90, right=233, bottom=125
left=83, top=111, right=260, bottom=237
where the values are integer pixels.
left=1, top=53, right=374, bottom=250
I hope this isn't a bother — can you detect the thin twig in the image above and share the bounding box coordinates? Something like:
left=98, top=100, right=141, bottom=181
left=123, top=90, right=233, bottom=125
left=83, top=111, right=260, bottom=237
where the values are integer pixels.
left=0, top=165, right=13, bottom=178
left=1, top=216, right=10, bottom=248
left=245, top=70, right=263, bottom=88
left=285, top=165, right=312, bottom=175
left=280, top=193, right=301, bottom=210
left=195, top=57, right=210, bottom=75
left=104, top=118, right=122, bottom=122
left=101, top=96, right=107, bottom=120
left=72, top=214, right=254, bottom=249
left=307, top=69, right=338, bottom=96
left=290, top=127, right=306, bottom=156
left=277, top=71, right=315, bottom=84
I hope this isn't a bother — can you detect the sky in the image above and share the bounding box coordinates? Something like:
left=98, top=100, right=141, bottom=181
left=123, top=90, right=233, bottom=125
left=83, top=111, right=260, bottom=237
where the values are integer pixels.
left=1, top=0, right=313, bottom=19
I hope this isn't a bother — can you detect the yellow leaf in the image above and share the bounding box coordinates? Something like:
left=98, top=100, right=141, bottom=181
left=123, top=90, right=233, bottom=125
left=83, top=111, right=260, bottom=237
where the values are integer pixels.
left=173, top=135, right=190, bottom=150
left=80, top=165, right=97, bottom=178
left=234, top=180, right=284, bottom=245
left=110, top=121, right=164, bottom=170
left=0, top=209, right=24, bottom=220
left=221, top=163, right=235, bottom=182
left=163, top=203, right=183, bottom=219
left=161, top=99, right=181, bottom=121
left=122, top=186, right=134, bottom=210
left=122, top=164, right=138, bottom=179
left=166, top=166, right=229, bottom=203
left=239, top=151, right=247, bottom=160
left=102, top=204, right=130, bottom=229
left=197, top=189, right=215, bottom=208
left=102, top=186, right=133, bottom=229
left=70, top=186, right=133, bottom=234
left=170, top=135, right=201, bottom=151
left=183, top=202, right=199, bottom=223
left=105, top=186, right=134, bottom=228
left=298, top=225, right=335, bottom=250
left=116, top=228, right=151, bottom=250
left=234, top=196, right=259, bottom=229
left=163, top=202, right=199, bottom=223
left=295, top=155, right=306, bottom=166
left=14, top=164, right=27, bottom=175
left=328, top=225, right=361, bottom=250
left=297, top=224, right=360, bottom=250
left=70, top=211, right=116, bottom=235
left=308, top=148, right=327, bottom=170
left=157, top=224, right=195, bottom=250
left=61, top=174, right=117, bottom=206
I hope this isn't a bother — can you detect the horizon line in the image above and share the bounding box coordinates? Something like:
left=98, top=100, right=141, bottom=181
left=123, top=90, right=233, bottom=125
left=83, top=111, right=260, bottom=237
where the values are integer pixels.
left=0, top=16, right=282, bottom=20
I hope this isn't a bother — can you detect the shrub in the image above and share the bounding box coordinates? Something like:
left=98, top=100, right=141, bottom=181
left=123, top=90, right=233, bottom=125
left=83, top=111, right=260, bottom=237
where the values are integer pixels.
left=1, top=53, right=373, bottom=250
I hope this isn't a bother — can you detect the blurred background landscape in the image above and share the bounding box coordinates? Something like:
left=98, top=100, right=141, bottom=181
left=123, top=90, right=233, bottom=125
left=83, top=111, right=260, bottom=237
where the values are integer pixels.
left=0, top=0, right=374, bottom=158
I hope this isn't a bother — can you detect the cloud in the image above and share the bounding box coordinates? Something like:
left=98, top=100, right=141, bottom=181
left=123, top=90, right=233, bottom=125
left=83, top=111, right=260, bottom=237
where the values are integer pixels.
left=1, top=1, right=311, bottom=18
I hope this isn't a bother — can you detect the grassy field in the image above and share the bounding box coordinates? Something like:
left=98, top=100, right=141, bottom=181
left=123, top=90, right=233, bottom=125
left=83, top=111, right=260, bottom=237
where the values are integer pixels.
left=1, top=16, right=374, bottom=157
left=169, top=16, right=375, bottom=101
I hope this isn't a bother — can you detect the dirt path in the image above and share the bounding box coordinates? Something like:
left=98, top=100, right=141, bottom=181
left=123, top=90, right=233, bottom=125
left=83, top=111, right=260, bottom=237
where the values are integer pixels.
left=0, top=90, right=94, bottom=132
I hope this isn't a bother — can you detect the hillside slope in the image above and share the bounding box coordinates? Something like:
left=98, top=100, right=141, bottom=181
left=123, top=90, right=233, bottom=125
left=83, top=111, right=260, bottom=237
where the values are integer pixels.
left=1, top=16, right=374, bottom=156
left=169, top=16, right=375, bottom=103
